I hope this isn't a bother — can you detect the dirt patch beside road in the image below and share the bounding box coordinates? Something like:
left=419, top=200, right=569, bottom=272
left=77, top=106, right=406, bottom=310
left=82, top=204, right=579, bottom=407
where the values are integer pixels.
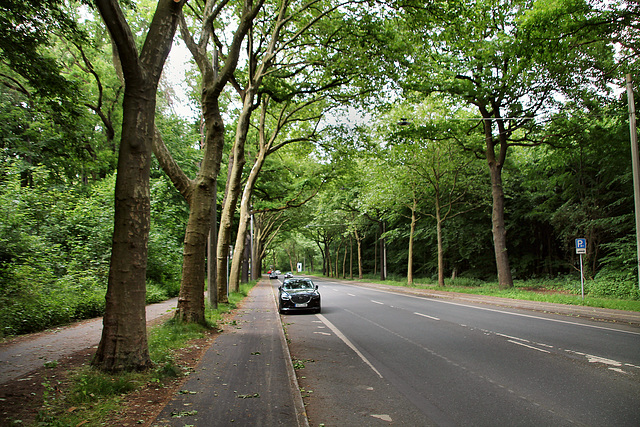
left=0, top=329, right=218, bottom=426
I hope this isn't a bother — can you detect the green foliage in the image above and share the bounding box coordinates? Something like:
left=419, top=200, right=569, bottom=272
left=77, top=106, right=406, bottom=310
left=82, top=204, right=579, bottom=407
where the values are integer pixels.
left=148, top=318, right=209, bottom=366
left=68, top=370, right=139, bottom=404
left=0, top=165, right=185, bottom=337
left=589, top=270, right=640, bottom=300
left=0, top=0, right=85, bottom=103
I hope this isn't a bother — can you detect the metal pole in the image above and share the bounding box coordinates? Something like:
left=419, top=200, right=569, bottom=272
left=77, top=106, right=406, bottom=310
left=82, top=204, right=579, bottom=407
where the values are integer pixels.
left=626, top=74, right=640, bottom=290
left=580, top=254, right=584, bottom=301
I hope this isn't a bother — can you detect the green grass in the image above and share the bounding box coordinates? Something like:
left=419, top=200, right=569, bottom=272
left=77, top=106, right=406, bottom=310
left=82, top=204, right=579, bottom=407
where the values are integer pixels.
left=33, top=281, right=257, bottom=427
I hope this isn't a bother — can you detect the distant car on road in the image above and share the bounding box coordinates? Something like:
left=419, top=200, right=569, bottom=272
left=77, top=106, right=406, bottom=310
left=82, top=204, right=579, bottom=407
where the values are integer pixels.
left=284, top=272, right=293, bottom=279
left=278, top=278, right=321, bottom=314
left=269, top=270, right=278, bottom=279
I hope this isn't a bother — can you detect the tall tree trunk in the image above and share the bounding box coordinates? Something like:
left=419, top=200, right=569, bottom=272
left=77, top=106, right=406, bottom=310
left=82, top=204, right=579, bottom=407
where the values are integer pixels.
left=374, top=230, right=377, bottom=276
left=242, top=231, right=250, bottom=283
left=252, top=225, right=263, bottom=280
left=208, top=180, right=218, bottom=309
left=436, top=200, right=445, bottom=287
left=155, top=98, right=224, bottom=324
left=354, top=228, right=363, bottom=279
left=229, top=203, right=250, bottom=292
left=379, top=221, right=386, bottom=281
left=175, top=177, right=217, bottom=323
left=216, top=93, right=253, bottom=300
left=335, top=239, right=343, bottom=278
left=229, top=148, right=266, bottom=290
left=408, top=198, right=417, bottom=286
left=489, top=161, right=512, bottom=288
left=325, top=239, right=332, bottom=277
left=95, top=84, right=156, bottom=372
left=93, top=0, right=185, bottom=372
left=349, top=236, right=353, bottom=279
left=342, top=240, right=348, bottom=279
left=164, top=0, right=263, bottom=323
left=145, top=2, right=260, bottom=323
left=483, top=112, right=513, bottom=289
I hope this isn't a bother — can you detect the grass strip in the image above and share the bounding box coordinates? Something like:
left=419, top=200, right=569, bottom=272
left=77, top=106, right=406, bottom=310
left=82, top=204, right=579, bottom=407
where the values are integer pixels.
left=32, top=281, right=257, bottom=426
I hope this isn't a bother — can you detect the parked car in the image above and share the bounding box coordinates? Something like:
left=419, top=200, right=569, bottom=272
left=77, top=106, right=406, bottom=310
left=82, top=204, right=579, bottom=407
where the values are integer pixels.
left=278, top=278, right=321, bottom=314
left=284, top=272, right=293, bottom=279
left=269, top=270, right=278, bottom=279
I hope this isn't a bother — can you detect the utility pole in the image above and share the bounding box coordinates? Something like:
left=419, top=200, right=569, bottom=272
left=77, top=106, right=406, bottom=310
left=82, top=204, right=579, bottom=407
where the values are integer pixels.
left=626, top=74, right=640, bottom=291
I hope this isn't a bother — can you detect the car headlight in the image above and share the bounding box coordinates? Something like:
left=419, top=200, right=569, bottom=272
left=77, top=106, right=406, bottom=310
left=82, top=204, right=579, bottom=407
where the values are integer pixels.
left=281, top=292, right=291, bottom=300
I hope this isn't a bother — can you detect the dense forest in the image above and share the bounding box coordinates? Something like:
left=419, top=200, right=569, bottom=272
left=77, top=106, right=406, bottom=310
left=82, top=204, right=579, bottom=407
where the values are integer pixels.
left=1, top=0, right=639, bottom=370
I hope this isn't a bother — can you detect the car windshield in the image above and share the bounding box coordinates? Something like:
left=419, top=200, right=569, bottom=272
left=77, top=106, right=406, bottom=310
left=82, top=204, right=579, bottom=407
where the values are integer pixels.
left=283, top=280, right=314, bottom=290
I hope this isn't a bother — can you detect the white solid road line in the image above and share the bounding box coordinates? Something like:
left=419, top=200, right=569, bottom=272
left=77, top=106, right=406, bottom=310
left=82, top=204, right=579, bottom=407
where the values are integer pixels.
left=414, top=312, right=440, bottom=321
left=315, top=313, right=384, bottom=379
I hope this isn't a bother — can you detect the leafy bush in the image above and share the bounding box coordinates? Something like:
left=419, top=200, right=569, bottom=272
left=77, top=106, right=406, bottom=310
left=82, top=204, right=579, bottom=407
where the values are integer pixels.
left=589, top=270, right=640, bottom=300
left=0, top=166, right=186, bottom=337
left=146, top=281, right=173, bottom=304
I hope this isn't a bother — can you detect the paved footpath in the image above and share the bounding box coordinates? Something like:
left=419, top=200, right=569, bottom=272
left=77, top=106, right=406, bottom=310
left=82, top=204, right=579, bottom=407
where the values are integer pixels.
left=0, top=298, right=179, bottom=385
left=153, top=280, right=307, bottom=426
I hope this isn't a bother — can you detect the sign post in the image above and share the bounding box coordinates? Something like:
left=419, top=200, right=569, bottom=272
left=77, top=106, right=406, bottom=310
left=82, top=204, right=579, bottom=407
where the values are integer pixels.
left=576, top=239, right=587, bottom=300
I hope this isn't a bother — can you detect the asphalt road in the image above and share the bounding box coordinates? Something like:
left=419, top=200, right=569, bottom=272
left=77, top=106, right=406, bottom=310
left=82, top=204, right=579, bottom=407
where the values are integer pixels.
left=284, top=278, right=640, bottom=426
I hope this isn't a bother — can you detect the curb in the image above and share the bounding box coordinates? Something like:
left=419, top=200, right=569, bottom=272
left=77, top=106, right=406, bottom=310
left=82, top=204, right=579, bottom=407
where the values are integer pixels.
left=268, top=281, right=310, bottom=427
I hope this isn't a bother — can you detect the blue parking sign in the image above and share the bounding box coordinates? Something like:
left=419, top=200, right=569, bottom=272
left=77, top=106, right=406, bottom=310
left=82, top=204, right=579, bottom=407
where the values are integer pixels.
left=575, top=238, right=586, bottom=254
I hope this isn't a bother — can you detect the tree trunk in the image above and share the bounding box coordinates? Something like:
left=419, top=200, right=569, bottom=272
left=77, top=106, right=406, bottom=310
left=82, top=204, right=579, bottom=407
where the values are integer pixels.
left=95, top=85, right=156, bottom=371
left=92, top=0, right=185, bottom=372
left=325, top=239, right=332, bottom=277
left=252, top=226, right=263, bottom=280
left=484, top=113, right=513, bottom=289
left=217, top=94, right=253, bottom=299
left=342, top=240, right=348, bottom=279
left=436, top=202, right=445, bottom=287
left=408, top=198, right=417, bottom=285
left=354, top=228, right=363, bottom=279
left=334, top=239, right=342, bottom=278
left=374, top=230, right=377, bottom=276
left=379, top=221, right=386, bottom=281
left=175, top=182, right=215, bottom=323
left=242, top=231, right=250, bottom=283
left=349, top=236, right=353, bottom=279
left=489, top=161, right=512, bottom=288
left=229, top=208, right=248, bottom=293
left=229, top=146, right=266, bottom=290
left=167, top=0, right=263, bottom=322
left=163, top=69, right=226, bottom=323
left=208, top=180, right=218, bottom=309
left=481, top=107, right=513, bottom=289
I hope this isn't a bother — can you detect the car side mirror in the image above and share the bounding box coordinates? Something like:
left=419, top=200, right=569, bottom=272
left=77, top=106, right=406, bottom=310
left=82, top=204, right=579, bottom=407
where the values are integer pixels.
left=315, top=285, right=318, bottom=290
